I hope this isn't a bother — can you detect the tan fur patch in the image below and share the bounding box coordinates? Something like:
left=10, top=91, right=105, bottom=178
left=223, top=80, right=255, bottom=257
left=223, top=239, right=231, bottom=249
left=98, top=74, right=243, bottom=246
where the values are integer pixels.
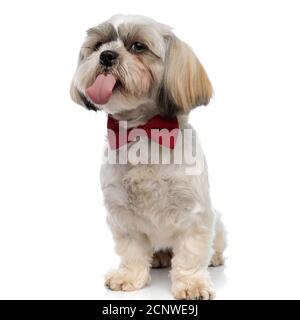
left=162, top=36, right=213, bottom=113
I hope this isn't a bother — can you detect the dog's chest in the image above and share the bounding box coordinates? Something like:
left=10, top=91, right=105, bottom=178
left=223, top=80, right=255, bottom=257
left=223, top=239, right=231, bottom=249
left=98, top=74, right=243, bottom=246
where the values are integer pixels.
left=101, top=161, right=209, bottom=246
left=121, top=165, right=201, bottom=228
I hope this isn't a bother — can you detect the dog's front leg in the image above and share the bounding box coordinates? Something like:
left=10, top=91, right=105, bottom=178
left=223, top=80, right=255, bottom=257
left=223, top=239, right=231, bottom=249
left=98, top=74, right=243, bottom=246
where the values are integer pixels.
left=105, top=231, right=152, bottom=291
left=171, top=226, right=215, bottom=300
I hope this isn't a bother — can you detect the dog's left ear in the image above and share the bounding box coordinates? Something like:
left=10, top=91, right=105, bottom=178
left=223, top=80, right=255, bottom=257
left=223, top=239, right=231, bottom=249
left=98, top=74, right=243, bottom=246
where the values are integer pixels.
left=158, top=36, right=213, bottom=117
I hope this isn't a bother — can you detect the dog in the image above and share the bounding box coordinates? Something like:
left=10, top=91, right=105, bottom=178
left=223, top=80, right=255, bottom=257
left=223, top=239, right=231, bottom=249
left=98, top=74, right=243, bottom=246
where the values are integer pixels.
left=70, top=14, right=226, bottom=300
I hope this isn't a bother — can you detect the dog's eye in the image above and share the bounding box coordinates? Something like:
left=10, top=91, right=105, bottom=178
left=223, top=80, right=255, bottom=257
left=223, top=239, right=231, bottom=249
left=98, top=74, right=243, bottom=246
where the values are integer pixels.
left=94, top=42, right=103, bottom=51
left=130, top=42, right=147, bottom=53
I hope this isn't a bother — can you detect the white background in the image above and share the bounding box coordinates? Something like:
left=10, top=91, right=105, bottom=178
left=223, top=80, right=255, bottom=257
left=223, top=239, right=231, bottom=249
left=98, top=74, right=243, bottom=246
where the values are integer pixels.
left=0, top=0, right=300, bottom=299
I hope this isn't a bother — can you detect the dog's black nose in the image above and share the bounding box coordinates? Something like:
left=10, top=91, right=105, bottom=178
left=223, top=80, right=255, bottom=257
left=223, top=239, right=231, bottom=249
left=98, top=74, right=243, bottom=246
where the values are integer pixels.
left=100, top=50, right=118, bottom=67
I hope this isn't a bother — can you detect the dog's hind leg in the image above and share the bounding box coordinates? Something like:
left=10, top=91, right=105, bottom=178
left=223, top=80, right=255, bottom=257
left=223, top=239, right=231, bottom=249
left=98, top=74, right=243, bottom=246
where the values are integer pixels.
left=151, top=249, right=173, bottom=268
left=209, top=211, right=227, bottom=267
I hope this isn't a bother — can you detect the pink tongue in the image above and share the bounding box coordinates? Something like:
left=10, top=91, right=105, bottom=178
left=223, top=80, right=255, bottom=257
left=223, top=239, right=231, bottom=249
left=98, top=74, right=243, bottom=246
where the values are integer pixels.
left=86, top=74, right=116, bottom=105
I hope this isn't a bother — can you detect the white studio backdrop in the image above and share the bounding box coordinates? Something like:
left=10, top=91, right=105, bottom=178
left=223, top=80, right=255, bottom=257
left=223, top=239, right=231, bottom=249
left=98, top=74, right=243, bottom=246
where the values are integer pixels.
left=0, top=0, right=300, bottom=299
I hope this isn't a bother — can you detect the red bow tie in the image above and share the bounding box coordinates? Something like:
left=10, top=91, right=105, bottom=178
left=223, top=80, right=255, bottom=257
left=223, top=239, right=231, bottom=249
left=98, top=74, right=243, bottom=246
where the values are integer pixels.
left=107, top=115, right=179, bottom=149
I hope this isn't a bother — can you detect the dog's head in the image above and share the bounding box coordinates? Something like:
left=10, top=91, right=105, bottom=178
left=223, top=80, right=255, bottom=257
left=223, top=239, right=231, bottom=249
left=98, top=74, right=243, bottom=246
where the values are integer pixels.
left=70, top=15, right=212, bottom=117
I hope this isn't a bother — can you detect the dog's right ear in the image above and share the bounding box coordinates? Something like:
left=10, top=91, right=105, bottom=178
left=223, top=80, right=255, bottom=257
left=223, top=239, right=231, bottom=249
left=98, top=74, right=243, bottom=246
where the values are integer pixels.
left=70, top=79, right=83, bottom=106
left=70, top=79, right=98, bottom=111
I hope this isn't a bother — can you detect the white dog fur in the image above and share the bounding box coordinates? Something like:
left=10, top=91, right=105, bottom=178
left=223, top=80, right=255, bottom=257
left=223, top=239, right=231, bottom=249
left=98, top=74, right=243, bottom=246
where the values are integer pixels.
left=70, top=14, right=227, bottom=300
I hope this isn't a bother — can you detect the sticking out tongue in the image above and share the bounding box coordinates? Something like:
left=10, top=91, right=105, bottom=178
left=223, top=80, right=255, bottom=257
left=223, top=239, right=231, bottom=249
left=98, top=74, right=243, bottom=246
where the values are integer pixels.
left=86, top=74, right=116, bottom=105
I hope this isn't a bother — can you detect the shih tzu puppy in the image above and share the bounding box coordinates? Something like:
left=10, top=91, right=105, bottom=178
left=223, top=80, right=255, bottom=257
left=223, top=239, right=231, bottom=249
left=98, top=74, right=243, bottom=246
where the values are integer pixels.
left=70, top=14, right=226, bottom=300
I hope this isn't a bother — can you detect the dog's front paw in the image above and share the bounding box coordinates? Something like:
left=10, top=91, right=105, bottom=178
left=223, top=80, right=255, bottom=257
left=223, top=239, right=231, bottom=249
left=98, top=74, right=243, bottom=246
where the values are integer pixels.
left=172, top=276, right=215, bottom=300
left=105, top=267, right=150, bottom=291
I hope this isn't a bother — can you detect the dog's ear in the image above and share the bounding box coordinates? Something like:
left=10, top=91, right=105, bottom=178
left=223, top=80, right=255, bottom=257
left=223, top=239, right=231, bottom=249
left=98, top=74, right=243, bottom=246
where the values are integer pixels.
left=157, top=36, right=213, bottom=117
left=70, top=80, right=83, bottom=106
left=70, top=79, right=97, bottom=111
